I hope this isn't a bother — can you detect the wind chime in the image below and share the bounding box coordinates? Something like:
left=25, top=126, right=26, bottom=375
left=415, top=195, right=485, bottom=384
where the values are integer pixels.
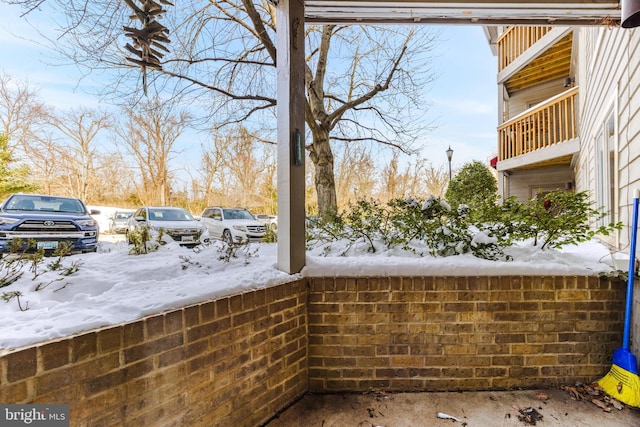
left=123, top=0, right=173, bottom=95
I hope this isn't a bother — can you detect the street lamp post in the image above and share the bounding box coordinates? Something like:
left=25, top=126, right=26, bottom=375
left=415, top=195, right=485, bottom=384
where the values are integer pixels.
left=446, top=146, right=453, bottom=181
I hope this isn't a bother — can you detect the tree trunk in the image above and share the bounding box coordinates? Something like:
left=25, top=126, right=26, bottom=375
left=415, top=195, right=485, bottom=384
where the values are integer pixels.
left=309, top=128, right=337, bottom=215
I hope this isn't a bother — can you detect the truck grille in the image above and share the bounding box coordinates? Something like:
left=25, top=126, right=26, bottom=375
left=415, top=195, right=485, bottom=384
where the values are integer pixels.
left=16, top=220, right=78, bottom=232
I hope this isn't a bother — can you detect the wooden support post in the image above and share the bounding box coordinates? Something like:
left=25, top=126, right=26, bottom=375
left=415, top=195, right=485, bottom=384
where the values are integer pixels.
left=276, top=0, right=306, bottom=274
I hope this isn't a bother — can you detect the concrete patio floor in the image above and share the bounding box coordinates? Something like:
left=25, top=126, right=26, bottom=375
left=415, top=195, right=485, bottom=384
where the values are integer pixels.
left=265, top=388, right=640, bottom=427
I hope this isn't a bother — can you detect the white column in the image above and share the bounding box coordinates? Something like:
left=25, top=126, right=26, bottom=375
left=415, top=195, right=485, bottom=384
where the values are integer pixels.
left=276, top=0, right=306, bottom=274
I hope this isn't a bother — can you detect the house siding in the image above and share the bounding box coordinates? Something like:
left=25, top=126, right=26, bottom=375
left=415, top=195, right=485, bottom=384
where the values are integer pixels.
left=502, top=166, right=573, bottom=200
left=493, top=23, right=640, bottom=369
left=576, top=26, right=640, bottom=358
left=506, top=78, right=568, bottom=119
left=578, top=27, right=640, bottom=246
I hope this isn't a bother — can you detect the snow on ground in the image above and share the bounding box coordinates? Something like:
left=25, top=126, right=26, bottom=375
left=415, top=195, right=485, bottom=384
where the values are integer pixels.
left=0, top=216, right=621, bottom=352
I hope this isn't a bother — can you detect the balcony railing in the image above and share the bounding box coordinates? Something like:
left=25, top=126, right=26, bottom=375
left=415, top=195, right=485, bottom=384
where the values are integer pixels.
left=498, top=87, right=578, bottom=161
left=497, top=26, right=552, bottom=72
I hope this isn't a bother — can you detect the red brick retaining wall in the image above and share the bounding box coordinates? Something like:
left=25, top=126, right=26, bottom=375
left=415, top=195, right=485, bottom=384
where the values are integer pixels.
left=307, top=276, right=625, bottom=392
left=0, top=280, right=308, bottom=427
left=0, top=276, right=625, bottom=426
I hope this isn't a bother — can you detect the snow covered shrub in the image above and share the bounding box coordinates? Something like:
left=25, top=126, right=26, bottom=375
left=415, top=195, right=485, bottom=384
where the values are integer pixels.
left=306, top=208, right=348, bottom=247
left=306, top=200, right=390, bottom=254
left=128, top=224, right=162, bottom=255
left=307, top=196, right=508, bottom=260
left=306, top=190, right=617, bottom=258
left=416, top=196, right=505, bottom=259
left=343, top=198, right=391, bottom=252
left=509, top=190, right=622, bottom=249
left=471, top=195, right=524, bottom=247
left=216, top=238, right=258, bottom=263
left=262, top=227, right=277, bottom=243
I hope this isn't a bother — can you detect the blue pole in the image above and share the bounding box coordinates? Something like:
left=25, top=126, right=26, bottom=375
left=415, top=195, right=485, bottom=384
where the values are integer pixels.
left=623, top=191, right=639, bottom=350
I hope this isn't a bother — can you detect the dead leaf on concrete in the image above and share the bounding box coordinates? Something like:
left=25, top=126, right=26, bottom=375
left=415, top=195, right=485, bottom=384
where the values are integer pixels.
left=535, top=392, right=549, bottom=401
left=516, top=406, right=543, bottom=425
left=592, top=398, right=612, bottom=413
left=365, top=406, right=385, bottom=419
left=561, top=382, right=625, bottom=412
left=607, top=396, right=624, bottom=411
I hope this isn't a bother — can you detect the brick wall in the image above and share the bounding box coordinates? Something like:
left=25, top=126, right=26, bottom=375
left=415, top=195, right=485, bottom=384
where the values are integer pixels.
left=0, top=280, right=308, bottom=427
left=307, top=276, right=625, bottom=392
left=0, top=276, right=626, bottom=426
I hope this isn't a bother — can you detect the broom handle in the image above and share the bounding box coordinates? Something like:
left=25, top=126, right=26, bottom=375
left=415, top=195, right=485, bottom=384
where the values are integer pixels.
left=623, top=189, right=639, bottom=350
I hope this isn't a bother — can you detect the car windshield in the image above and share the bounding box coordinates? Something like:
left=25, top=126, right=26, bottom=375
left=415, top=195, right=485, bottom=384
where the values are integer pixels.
left=115, top=212, right=133, bottom=220
left=223, top=209, right=255, bottom=220
left=5, top=196, right=85, bottom=214
left=148, top=208, right=194, bottom=221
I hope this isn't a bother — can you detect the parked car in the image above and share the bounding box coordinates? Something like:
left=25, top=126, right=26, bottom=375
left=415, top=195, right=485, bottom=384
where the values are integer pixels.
left=255, top=214, right=278, bottom=230
left=108, top=210, right=135, bottom=234
left=0, top=193, right=100, bottom=255
left=200, top=207, right=266, bottom=243
left=126, top=206, right=207, bottom=248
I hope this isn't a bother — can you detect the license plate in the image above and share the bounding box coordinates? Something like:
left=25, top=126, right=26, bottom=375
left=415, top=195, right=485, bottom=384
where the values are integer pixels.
left=37, top=241, right=58, bottom=250
left=181, top=236, right=195, bottom=242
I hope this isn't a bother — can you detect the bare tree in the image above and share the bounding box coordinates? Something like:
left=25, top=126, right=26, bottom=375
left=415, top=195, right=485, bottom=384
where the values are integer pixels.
left=116, top=98, right=190, bottom=205
left=377, top=154, right=449, bottom=200
left=8, top=0, right=437, bottom=215
left=46, top=108, right=111, bottom=200
left=423, top=162, right=450, bottom=197
left=22, top=133, right=65, bottom=195
left=379, top=152, right=403, bottom=201
left=335, top=144, right=376, bottom=206
left=0, top=73, right=49, bottom=153
left=192, top=139, right=227, bottom=208
left=195, top=126, right=276, bottom=212
left=92, top=151, right=138, bottom=205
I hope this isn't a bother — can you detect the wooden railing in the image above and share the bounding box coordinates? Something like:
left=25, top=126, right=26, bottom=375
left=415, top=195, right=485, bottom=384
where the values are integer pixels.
left=498, top=87, right=578, bottom=161
left=497, top=26, right=552, bottom=71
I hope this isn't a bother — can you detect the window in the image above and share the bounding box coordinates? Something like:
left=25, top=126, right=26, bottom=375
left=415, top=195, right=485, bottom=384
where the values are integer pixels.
left=596, top=110, right=616, bottom=226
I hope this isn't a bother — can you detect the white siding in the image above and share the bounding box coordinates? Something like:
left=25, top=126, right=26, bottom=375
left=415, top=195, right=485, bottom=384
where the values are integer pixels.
left=503, top=166, right=573, bottom=201
left=578, top=27, right=640, bottom=249
left=577, top=27, right=640, bottom=357
left=505, top=78, right=567, bottom=119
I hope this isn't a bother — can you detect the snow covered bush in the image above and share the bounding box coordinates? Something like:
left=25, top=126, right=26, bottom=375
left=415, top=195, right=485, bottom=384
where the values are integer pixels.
left=508, top=190, right=622, bottom=249
left=306, top=196, right=507, bottom=260
left=306, top=190, right=620, bottom=260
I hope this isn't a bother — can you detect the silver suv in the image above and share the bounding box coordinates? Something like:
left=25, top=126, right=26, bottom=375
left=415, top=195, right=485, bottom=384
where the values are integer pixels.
left=199, top=207, right=266, bottom=243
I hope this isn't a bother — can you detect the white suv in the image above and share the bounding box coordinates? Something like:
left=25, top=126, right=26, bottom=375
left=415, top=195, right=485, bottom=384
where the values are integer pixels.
left=199, top=207, right=266, bottom=243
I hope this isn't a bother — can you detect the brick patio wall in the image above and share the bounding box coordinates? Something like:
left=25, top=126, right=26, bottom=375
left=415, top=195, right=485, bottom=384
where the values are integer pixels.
left=0, top=280, right=308, bottom=427
left=0, top=276, right=626, bottom=426
left=307, top=276, right=625, bottom=392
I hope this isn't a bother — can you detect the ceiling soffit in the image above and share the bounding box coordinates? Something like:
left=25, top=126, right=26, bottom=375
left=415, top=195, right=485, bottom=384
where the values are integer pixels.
left=303, top=1, right=621, bottom=25
left=505, top=32, right=573, bottom=93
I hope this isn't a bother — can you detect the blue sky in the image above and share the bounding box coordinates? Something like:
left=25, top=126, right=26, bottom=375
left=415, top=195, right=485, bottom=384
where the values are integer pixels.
left=0, top=3, right=497, bottom=177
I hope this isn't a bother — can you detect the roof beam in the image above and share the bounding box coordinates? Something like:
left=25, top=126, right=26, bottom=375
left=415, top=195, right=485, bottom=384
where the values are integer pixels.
left=304, top=1, right=621, bottom=25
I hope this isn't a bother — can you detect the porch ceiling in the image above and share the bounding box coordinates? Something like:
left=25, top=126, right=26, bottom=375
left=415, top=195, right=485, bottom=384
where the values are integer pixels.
left=304, top=1, right=621, bottom=25
left=510, top=154, right=574, bottom=170
left=505, top=32, right=573, bottom=93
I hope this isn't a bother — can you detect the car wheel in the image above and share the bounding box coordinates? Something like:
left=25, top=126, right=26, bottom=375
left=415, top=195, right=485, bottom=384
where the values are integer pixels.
left=223, top=230, right=233, bottom=244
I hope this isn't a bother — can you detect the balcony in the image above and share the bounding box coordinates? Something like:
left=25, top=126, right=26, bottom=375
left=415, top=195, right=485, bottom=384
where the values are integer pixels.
left=498, top=87, right=578, bottom=166
left=496, top=26, right=573, bottom=94
left=497, top=26, right=552, bottom=72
